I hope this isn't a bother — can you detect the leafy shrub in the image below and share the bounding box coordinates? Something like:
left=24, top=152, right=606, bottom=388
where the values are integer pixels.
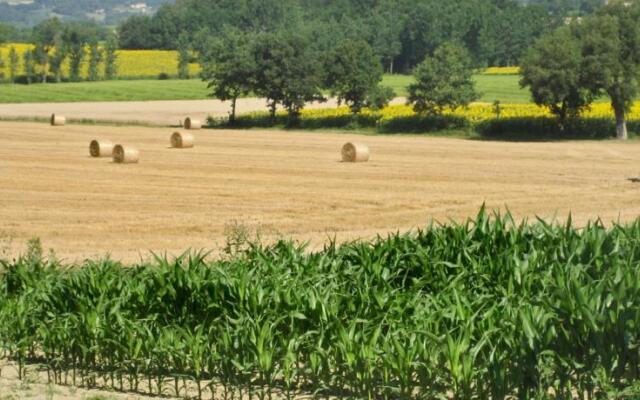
left=364, top=85, right=396, bottom=111
left=378, top=114, right=469, bottom=133
left=475, top=117, right=635, bottom=140
left=210, top=111, right=380, bottom=130
left=157, top=72, right=171, bottom=80
left=13, top=75, right=31, bottom=85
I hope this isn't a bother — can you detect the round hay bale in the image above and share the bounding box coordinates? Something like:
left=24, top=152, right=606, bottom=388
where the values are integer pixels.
left=184, top=117, right=202, bottom=130
left=341, top=142, right=370, bottom=162
left=113, top=145, right=140, bottom=164
left=50, top=114, right=66, bottom=126
left=170, top=132, right=195, bottom=148
left=89, top=140, right=115, bottom=158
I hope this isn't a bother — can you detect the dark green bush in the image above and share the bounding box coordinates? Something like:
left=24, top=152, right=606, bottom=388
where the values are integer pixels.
left=475, top=117, right=637, bottom=140
left=298, top=113, right=380, bottom=129
left=378, top=114, right=469, bottom=133
left=210, top=112, right=380, bottom=130
left=364, top=85, right=396, bottom=111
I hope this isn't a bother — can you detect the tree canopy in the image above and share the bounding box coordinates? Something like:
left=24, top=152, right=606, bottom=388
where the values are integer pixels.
left=408, top=43, right=479, bottom=115
left=115, top=0, right=600, bottom=70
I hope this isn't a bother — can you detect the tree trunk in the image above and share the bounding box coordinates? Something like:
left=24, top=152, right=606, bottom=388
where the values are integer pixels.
left=389, top=59, right=394, bottom=75
left=230, top=97, right=237, bottom=124
left=269, top=100, right=277, bottom=124
left=614, top=104, right=628, bottom=140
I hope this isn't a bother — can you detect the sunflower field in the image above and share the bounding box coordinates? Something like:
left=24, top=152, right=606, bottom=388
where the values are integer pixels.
left=0, top=44, right=201, bottom=79
left=483, top=66, right=520, bottom=75
left=216, top=101, right=640, bottom=138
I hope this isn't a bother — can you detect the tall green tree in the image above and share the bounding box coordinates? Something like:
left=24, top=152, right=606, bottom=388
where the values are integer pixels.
left=48, top=36, right=67, bottom=83
left=0, top=52, right=4, bottom=82
left=31, top=18, right=63, bottom=83
left=324, top=39, right=383, bottom=114
left=177, top=34, right=191, bottom=80
left=252, top=32, right=324, bottom=123
left=8, top=47, right=19, bottom=83
left=87, top=41, right=103, bottom=81
left=408, top=42, right=478, bottom=115
left=200, top=28, right=256, bottom=124
left=578, top=1, right=640, bottom=140
left=369, top=1, right=404, bottom=73
left=0, top=22, right=10, bottom=45
left=64, top=27, right=88, bottom=82
left=22, top=50, right=36, bottom=84
left=104, top=35, right=119, bottom=80
left=520, top=26, right=593, bottom=122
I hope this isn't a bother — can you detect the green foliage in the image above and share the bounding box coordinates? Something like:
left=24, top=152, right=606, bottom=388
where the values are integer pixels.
left=48, top=38, right=67, bottom=83
left=325, top=39, right=383, bottom=114
left=252, top=32, right=324, bottom=122
left=200, top=28, right=256, bottom=123
left=103, top=35, right=118, bottom=80
left=578, top=1, right=640, bottom=139
left=115, top=0, right=560, bottom=69
left=364, top=85, right=396, bottom=111
left=211, top=108, right=469, bottom=134
left=1, top=211, right=640, bottom=399
left=408, top=43, right=479, bottom=115
left=476, top=116, right=640, bottom=140
left=62, top=23, right=92, bottom=82
left=176, top=34, right=190, bottom=80
left=520, top=27, right=593, bottom=122
left=87, top=42, right=103, bottom=82
left=0, top=22, right=10, bottom=45
left=377, top=114, right=469, bottom=133
left=31, top=18, right=63, bottom=83
left=22, top=50, right=36, bottom=84
left=0, top=52, right=4, bottom=82
left=31, top=18, right=62, bottom=51
left=8, top=47, right=19, bottom=83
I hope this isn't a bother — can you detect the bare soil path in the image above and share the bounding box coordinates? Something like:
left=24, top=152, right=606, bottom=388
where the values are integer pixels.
left=1, top=121, right=640, bottom=262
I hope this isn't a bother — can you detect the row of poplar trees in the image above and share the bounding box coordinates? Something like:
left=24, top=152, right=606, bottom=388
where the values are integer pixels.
left=0, top=18, right=118, bottom=84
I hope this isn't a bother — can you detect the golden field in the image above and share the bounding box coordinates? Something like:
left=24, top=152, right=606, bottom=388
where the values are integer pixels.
left=2, top=120, right=640, bottom=262
left=0, top=43, right=201, bottom=78
left=300, top=102, right=640, bottom=123
left=483, top=66, right=520, bottom=75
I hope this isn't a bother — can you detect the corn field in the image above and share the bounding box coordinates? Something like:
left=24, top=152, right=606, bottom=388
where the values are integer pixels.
left=1, top=210, right=640, bottom=399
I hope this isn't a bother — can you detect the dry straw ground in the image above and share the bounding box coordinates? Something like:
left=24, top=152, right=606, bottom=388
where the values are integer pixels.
left=2, top=121, right=640, bottom=262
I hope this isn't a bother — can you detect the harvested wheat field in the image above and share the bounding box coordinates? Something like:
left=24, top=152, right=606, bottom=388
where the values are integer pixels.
left=1, top=120, right=640, bottom=262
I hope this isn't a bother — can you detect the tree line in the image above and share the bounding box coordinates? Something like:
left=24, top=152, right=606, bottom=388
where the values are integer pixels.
left=201, top=27, right=477, bottom=125
left=520, top=0, right=640, bottom=139
left=202, top=0, right=639, bottom=141
left=0, top=19, right=118, bottom=84
left=118, top=0, right=603, bottom=71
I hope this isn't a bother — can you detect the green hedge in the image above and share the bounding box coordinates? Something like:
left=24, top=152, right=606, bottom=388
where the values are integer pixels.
left=210, top=112, right=468, bottom=133
left=476, top=117, right=640, bottom=140
left=377, top=114, right=469, bottom=133
left=210, top=110, right=639, bottom=139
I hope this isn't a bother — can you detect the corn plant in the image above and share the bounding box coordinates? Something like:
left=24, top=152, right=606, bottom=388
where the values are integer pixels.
left=1, top=209, right=640, bottom=399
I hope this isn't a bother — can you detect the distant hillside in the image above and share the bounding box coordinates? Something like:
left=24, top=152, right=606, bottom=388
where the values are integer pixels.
left=0, top=0, right=174, bottom=26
